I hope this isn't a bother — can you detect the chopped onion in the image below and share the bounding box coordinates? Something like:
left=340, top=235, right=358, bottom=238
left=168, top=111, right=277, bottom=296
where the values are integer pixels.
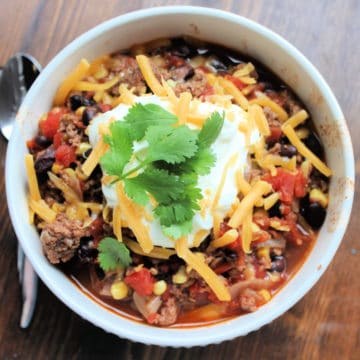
left=255, top=238, right=286, bottom=249
left=133, top=292, right=162, bottom=319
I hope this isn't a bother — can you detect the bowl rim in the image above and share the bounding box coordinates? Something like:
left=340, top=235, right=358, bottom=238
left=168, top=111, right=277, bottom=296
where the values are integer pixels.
left=5, top=5, right=355, bottom=347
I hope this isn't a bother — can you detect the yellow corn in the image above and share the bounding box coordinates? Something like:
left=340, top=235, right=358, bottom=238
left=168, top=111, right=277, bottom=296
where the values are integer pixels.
left=51, top=163, right=63, bottom=174
left=75, top=106, right=86, bottom=116
left=258, top=289, right=272, bottom=302
left=172, top=266, right=188, bottom=284
left=153, top=280, right=167, bottom=296
left=110, top=280, right=128, bottom=300
left=257, top=247, right=270, bottom=262
left=309, top=188, right=329, bottom=208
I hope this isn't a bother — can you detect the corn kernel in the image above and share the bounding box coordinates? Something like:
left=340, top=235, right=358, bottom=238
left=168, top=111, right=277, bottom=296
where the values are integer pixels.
left=110, top=280, right=128, bottom=300
left=258, top=289, right=271, bottom=302
left=76, top=142, right=92, bottom=155
left=153, top=280, right=167, bottom=296
left=51, top=163, right=63, bottom=174
left=295, top=127, right=309, bottom=140
left=257, top=247, right=270, bottom=261
left=309, top=188, right=328, bottom=208
left=172, top=266, right=188, bottom=284
left=75, top=106, right=86, bottom=116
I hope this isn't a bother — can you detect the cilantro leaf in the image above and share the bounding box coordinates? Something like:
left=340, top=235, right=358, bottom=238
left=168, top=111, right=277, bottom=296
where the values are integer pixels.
left=198, top=111, right=224, bottom=149
left=101, top=121, right=133, bottom=176
left=162, top=220, right=193, bottom=239
left=124, top=168, right=185, bottom=205
left=97, top=237, right=132, bottom=271
left=124, top=103, right=178, bottom=140
left=154, top=199, right=196, bottom=227
left=177, top=147, right=216, bottom=175
left=145, top=125, right=198, bottom=164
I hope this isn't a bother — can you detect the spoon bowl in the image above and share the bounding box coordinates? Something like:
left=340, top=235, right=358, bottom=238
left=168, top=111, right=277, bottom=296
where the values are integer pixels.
left=0, top=53, right=41, bottom=140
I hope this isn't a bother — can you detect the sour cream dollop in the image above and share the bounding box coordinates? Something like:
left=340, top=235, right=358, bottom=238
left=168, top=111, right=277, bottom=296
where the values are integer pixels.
left=88, top=95, right=260, bottom=248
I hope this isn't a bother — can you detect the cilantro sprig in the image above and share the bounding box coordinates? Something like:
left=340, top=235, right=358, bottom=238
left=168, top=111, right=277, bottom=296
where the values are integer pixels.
left=100, top=103, right=224, bottom=238
left=97, top=237, right=132, bottom=271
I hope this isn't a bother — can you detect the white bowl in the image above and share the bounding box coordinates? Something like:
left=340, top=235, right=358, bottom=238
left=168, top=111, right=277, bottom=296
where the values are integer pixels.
left=5, top=6, right=355, bottom=347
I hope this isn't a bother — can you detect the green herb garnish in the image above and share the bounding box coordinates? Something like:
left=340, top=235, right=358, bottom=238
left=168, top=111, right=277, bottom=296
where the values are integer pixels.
left=100, top=103, right=224, bottom=238
left=97, top=237, right=132, bottom=271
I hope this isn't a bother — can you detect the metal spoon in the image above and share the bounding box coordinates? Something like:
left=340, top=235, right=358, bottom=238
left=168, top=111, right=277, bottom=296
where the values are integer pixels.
left=0, top=53, right=41, bottom=328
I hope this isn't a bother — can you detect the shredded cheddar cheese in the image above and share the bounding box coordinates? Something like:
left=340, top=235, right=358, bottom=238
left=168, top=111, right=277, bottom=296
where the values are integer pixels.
left=210, top=229, right=238, bottom=249
left=241, top=211, right=253, bottom=254
left=73, top=76, right=120, bottom=92
left=53, top=58, right=90, bottom=106
left=228, top=180, right=272, bottom=228
left=282, top=109, right=308, bottom=129
left=124, top=238, right=176, bottom=259
left=217, top=77, right=249, bottom=110
left=81, top=139, right=109, bottom=177
left=136, top=54, right=166, bottom=96
left=249, top=104, right=270, bottom=136
left=175, top=237, right=231, bottom=301
left=47, top=172, right=81, bottom=204
left=24, top=154, right=41, bottom=201
left=282, top=124, right=332, bottom=177
left=29, top=198, right=56, bottom=223
left=113, top=205, right=123, bottom=242
left=211, top=153, right=238, bottom=211
left=116, top=183, right=153, bottom=253
left=249, top=96, right=288, bottom=122
left=176, top=92, right=192, bottom=124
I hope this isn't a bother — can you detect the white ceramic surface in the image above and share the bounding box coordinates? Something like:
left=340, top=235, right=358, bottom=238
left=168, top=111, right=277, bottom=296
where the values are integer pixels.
left=5, top=6, right=354, bottom=347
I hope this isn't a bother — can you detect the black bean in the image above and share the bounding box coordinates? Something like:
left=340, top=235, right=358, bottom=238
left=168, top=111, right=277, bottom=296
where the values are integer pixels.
left=69, top=95, right=94, bottom=111
left=304, top=132, right=323, bottom=158
left=78, top=237, right=97, bottom=262
left=82, top=106, right=99, bottom=125
left=270, top=255, right=286, bottom=272
left=300, top=196, right=326, bottom=230
left=35, top=135, right=52, bottom=147
left=69, top=95, right=84, bottom=111
left=34, top=147, right=55, bottom=174
left=268, top=200, right=282, bottom=218
left=210, top=58, right=228, bottom=72
left=279, top=144, right=297, bottom=157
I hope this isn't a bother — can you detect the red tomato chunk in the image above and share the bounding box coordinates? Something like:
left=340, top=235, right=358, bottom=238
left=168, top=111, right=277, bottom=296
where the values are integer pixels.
left=124, top=268, right=155, bottom=296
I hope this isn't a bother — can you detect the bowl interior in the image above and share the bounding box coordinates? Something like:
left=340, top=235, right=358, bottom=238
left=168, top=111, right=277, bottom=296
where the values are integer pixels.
left=6, top=6, right=354, bottom=347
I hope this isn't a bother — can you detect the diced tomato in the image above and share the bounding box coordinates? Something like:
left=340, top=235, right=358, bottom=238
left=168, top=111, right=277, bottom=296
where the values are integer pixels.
left=124, top=268, right=155, bottom=296
left=26, top=139, right=41, bottom=152
left=53, top=132, right=63, bottom=149
left=39, top=108, right=68, bottom=139
left=267, top=125, right=282, bottom=143
left=224, top=74, right=246, bottom=90
left=263, top=168, right=296, bottom=204
left=55, top=144, right=76, bottom=167
left=200, top=83, right=215, bottom=99
left=294, top=170, right=307, bottom=198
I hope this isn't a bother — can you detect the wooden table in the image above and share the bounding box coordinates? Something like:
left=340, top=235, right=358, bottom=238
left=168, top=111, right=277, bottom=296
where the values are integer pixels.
left=0, top=1, right=359, bottom=359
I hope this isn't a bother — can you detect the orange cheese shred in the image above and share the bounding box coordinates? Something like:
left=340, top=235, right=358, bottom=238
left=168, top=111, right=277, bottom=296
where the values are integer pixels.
left=116, top=183, right=153, bottom=253
left=282, top=124, right=332, bottom=177
left=228, top=180, right=272, bottom=228
left=53, top=58, right=90, bottom=105
left=81, top=139, right=109, bottom=177
left=175, top=237, right=231, bottom=301
left=24, top=154, right=41, bottom=201
left=136, top=54, right=166, bottom=97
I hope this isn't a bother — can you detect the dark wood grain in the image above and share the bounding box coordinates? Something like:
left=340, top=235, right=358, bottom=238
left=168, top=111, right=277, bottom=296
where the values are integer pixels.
left=0, top=1, right=359, bottom=359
